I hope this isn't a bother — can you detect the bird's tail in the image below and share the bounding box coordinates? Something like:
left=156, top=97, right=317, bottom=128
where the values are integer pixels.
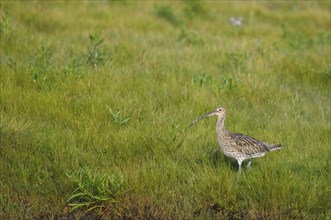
left=269, top=144, right=282, bottom=151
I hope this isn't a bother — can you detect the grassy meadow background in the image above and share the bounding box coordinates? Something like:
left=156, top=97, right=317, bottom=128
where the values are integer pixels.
left=1, top=1, right=330, bottom=219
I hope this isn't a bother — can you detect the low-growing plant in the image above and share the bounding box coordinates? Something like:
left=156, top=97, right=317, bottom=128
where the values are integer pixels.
left=281, top=24, right=315, bottom=50
left=5, top=56, right=18, bottom=71
left=177, top=28, right=204, bottom=46
left=0, top=4, right=14, bottom=37
left=192, top=73, right=238, bottom=92
left=192, top=73, right=213, bottom=86
left=170, top=123, right=186, bottom=148
left=220, top=76, right=237, bottom=91
left=84, top=33, right=108, bottom=68
left=184, top=0, right=207, bottom=20
left=159, top=123, right=186, bottom=149
left=30, top=45, right=54, bottom=89
left=156, top=5, right=182, bottom=26
left=107, top=106, right=131, bottom=127
left=61, top=58, right=83, bottom=79
left=66, top=167, right=128, bottom=215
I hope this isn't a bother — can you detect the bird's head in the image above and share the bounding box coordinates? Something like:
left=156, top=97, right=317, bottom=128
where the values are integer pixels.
left=190, top=107, right=226, bottom=127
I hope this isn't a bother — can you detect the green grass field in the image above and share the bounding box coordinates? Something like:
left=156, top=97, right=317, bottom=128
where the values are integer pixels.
left=1, top=1, right=330, bottom=219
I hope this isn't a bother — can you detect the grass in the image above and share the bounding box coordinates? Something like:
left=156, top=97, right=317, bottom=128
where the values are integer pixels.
left=0, top=1, right=330, bottom=219
left=66, top=167, right=126, bottom=215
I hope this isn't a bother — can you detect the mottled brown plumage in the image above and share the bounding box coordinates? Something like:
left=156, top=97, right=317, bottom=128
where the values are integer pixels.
left=190, top=107, right=282, bottom=171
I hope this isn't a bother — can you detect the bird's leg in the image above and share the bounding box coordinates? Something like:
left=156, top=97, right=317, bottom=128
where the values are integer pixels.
left=238, top=160, right=242, bottom=173
left=247, top=159, right=252, bottom=169
left=245, top=155, right=253, bottom=169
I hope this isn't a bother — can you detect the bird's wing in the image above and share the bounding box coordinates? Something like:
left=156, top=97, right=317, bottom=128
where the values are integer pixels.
left=229, top=133, right=270, bottom=156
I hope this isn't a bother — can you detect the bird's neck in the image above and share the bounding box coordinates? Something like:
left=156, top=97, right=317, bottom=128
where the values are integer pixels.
left=216, top=115, right=226, bottom=134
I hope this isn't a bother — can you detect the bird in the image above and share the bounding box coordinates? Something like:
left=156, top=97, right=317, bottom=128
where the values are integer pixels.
left=190, top=107, right=282, bottom=172
left=229, top=16, right=243, bottom=26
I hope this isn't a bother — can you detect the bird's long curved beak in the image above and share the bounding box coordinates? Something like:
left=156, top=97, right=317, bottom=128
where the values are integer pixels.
left=189, top=111, right=215, bottom=127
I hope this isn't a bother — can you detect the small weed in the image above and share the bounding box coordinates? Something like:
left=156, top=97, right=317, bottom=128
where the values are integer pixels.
left=324, top=64, right=331, bottom=79
left=108, top=0, right=131, bottom=5
left=170, top=123, right=186, bottom=148
left=31, top=45, right=54, bottom=71
left=66, top=167, right=128, bottom=214
left=0, top=4, right=14, bottom=36
left=219, top=52, right=246, bottom=74
left=61, top=58, right=83, bottom=79
left=5, top=56, right=18, bottom=71
left=30, top=45, right=54, bottom=89
left=156, top=5, right=182, bottom=26
left=184, top=1, right=207, bottom=20
left=281, top=24, right=314, bottom=50
left=177, top=29, right=204, bottom=46
left=228, top=52, right=245, bottom=68
left=192, top=73, right=237, bottom=91
left=84, top=33, right=108, bottom=68
left=220, top=76, right=236, bottom=91
left=107, top=106, right=131, bottom=127
left=159, top=123, right=186, bottom=149
left=192, top=73, right=213, bottom=86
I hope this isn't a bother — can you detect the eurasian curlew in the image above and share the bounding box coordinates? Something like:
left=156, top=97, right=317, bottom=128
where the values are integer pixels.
left=190, top=107, right=282, bottom=172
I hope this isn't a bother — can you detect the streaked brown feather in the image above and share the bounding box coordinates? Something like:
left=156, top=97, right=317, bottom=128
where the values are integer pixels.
left=229, top=133, right=270, bottom=155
